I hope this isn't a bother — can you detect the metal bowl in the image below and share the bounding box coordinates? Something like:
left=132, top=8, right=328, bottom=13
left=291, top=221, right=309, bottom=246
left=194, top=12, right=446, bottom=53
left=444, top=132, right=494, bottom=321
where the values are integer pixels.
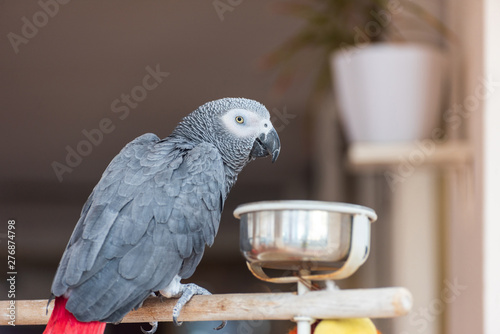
left=234, top=200, right=377, bottom=283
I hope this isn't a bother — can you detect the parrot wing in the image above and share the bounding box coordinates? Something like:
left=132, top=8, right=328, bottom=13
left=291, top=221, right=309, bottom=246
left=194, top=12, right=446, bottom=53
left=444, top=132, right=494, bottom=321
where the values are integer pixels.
left=51, top=133, right=226, bottom=322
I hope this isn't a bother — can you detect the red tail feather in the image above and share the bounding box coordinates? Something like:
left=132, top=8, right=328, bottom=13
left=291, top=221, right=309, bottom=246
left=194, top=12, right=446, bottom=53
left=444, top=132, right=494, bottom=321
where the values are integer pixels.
left=43, top=296, right=106, bottom=334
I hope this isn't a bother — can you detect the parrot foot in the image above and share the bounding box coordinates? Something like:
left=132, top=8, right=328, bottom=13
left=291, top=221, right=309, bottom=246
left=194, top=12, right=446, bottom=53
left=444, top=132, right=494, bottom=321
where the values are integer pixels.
left=140, top=321, right=158, bottom=334
left=172, top=283, right=227, bottom=330
left=139, top=293, right=159, bottom=334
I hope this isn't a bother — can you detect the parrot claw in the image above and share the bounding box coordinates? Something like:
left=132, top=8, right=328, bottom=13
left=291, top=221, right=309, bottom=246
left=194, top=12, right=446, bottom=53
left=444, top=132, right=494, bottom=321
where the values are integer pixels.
left=214, top=320, right=227, bottom=330
left=172, top=283, right=227, bottom=330
left=140, top=321, right=158, bottom=334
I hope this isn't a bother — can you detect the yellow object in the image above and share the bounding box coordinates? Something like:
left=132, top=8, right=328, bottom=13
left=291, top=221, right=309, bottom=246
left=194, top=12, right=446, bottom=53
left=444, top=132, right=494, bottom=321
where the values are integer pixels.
left=314, top=318, right=377, bottom=334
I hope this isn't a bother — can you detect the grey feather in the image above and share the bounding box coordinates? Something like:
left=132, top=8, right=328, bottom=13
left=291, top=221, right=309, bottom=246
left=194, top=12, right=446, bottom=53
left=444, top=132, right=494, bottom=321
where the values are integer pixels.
left=49, top=98, right=277, bottom=323
left=51, top=134, right=226, bottom=322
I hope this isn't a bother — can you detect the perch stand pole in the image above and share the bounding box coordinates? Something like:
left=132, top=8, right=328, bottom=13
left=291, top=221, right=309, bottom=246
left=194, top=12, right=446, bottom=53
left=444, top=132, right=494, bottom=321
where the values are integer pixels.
left=0, top=288, right=412, bottom=326
left=293, top=271, right=314, bottom=334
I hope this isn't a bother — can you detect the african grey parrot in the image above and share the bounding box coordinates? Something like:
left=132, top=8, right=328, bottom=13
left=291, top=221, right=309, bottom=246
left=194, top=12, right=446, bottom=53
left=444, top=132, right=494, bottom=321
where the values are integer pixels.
left=43, top=98, right=281, bottom=334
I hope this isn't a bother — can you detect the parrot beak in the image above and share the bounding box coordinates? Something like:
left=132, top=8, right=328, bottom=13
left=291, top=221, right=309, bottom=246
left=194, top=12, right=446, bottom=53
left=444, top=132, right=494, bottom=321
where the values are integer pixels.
left=250, top=127, right=281, bottom=163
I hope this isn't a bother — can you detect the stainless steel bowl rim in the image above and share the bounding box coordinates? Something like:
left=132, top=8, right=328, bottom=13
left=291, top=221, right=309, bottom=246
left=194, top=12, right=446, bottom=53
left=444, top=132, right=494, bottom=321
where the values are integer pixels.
left=233, top=200, right=377, bottom=222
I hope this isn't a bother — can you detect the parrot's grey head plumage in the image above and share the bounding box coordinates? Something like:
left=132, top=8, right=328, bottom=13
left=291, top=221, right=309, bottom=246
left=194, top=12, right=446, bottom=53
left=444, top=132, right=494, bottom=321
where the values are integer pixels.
left=172, top=98, right=281, bottom=173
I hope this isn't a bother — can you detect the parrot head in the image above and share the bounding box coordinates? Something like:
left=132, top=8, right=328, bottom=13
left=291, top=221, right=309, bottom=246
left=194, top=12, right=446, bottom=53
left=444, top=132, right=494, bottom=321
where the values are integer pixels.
left=173, top=97, right=281, bottom=170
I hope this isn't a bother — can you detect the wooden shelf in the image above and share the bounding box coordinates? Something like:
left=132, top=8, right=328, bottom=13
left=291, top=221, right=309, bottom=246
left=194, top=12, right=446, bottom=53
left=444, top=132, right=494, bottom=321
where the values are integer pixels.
left=347, top=141, right=472, bottom=171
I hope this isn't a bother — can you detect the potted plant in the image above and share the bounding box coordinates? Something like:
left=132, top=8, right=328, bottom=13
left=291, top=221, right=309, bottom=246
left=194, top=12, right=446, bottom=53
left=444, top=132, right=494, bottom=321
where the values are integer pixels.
left=263, top=0, right=452, bottom=143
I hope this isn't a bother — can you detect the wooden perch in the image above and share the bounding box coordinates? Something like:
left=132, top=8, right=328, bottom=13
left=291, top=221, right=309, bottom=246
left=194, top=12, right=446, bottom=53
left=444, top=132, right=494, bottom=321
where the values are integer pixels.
left=0, top=287, right=412, bottom=326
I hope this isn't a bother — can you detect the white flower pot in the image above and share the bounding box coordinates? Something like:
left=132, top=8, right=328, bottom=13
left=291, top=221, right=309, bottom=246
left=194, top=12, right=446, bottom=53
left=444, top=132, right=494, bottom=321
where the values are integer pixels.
left=331, top=43, right=445, bottom=143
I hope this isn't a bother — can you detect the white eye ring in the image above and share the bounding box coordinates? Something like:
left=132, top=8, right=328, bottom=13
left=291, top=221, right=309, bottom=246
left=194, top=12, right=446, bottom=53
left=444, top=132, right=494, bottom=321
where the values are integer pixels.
left=235, top=116, right=244, bottom=124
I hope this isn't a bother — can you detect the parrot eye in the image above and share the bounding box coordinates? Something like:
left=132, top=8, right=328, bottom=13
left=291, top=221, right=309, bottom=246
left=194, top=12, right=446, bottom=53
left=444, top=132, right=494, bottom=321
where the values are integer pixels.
left=235, top=116, right=245, bottom=124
